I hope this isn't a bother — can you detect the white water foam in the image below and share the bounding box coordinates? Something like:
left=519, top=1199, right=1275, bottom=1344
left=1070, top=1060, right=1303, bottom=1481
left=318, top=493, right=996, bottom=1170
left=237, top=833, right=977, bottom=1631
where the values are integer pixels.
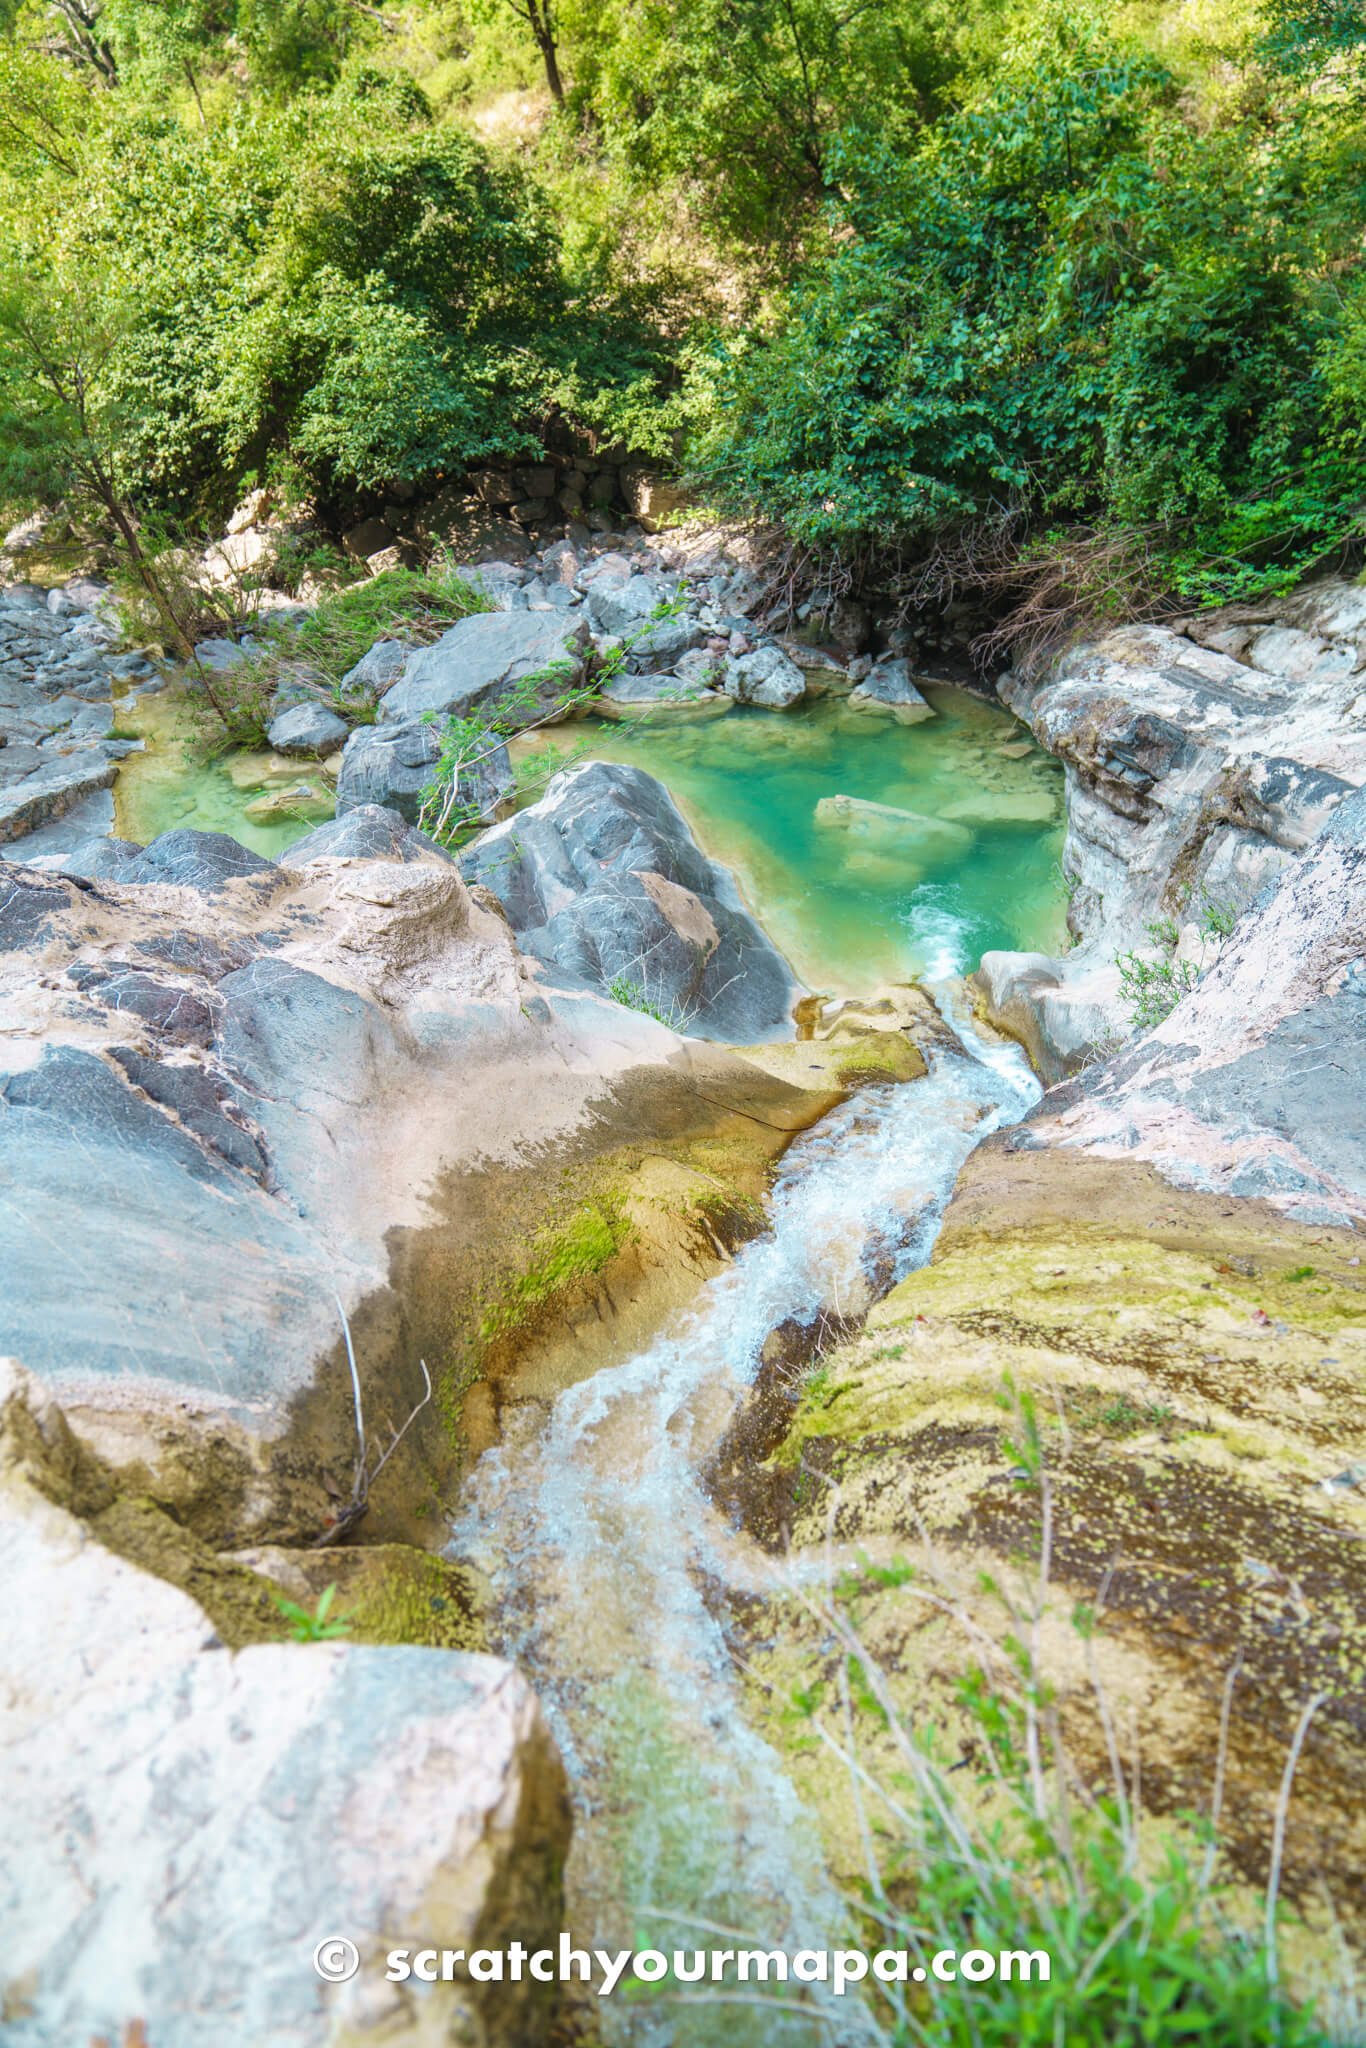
left=452, top=1006, right=1040, bottom=2044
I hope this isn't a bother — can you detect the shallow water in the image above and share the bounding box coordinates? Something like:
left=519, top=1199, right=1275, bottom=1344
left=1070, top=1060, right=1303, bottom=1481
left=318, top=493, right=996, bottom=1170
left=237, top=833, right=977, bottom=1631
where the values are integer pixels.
left=112, top=683, right=1065, bottom=991
left=452, top=994, right=1041, bottom=2045
left=112, top=689, right=335, bottom=860
left=513, top=690, right=1068, bottom=991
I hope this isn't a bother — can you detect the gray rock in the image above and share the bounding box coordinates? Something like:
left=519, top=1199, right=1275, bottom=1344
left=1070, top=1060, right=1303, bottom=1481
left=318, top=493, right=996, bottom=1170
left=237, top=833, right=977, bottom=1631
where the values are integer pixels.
left=193, top=637, right=248, bottom=674
left=5, top=790, right=117, bottom=868
left=94, top=828, right=279, bottom=891
left=596, top=670, right=730, bottom=724
left=266, top=701, right=350, bottom=757
left=722, top=644, right=807, bottom=710
left=848, top=658, right=935, bottom=724
left=380, top=611, right=590, bottom=727
left=0, top=754, right=117, bottom=847
left=335, top=720, right=512, bottom=828
left=461, top=760, right=802, bottom=1041
left=582, top=567, right=678, bottom=638
left=1016, top=785, right=1366, bottom=1227
left=286, top=804, right=452, bottom=865
left=339, top=638, right=407, bottom=697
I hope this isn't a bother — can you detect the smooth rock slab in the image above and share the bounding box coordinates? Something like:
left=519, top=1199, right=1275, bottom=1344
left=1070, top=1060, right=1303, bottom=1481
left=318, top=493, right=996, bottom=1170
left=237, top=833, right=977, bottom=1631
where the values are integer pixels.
left=0, top=1362, right=568, bottom=2048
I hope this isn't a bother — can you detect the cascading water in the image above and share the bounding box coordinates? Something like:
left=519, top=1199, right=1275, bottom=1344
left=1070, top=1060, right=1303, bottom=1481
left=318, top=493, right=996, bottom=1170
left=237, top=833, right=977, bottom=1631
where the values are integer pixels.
left=452, top=986, right=1040, bottom=2046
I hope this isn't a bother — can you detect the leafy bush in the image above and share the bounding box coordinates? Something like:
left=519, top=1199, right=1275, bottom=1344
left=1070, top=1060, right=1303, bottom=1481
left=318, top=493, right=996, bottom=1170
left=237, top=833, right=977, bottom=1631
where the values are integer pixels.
left=694, top=16, right=1366, bottom=604
left=0, top=58, right=685, bottom=526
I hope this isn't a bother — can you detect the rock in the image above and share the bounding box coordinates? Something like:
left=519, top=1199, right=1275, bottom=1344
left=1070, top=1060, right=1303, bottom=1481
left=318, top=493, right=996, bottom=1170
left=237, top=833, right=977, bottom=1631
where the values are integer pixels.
left=266, top=701, right=350, bottom=756
left=0, top=821, right=831, bottom=1550
left=722, top=644, right=807, bottom=709
left=287, top=805, right=452, bottom=866
left=0, top=753, right=117, bottom=847
left=460, top=561, right=528, bottom=609
left=0, top=1359, right=569, bottom=2048
left=619, top=463, right=694, bottom=533
left=340, top=638, right=407, bottom=697
left=515, top=463, right=557, bottom=499
left=242, top=783, right=333, bottom=826
left=991, top=584, right=1366, bottom=1065
left=941, top=786, right=1060, bottom=827
left=848, top=658, right=935, bottom=724
left=380, top=612, right=591, bottom=727
left=974, top=950, right=1124, bottom=1083
left=1020, top=783, right=1366, bottom=1225
left=596, top=670, right=731, bottom=723
left=193, top=636, right=248, bottom=673
left=335, top=720, right=512, bottom=828
left=342, top=516, right=395, bottom=563
left=581, top=569, right=679, bottom=638
left=461, top=760, right=803, bottom=1041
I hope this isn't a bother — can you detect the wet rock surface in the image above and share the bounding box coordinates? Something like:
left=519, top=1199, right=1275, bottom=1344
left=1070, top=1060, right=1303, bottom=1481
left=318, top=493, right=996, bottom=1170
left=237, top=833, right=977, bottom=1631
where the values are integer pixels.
left=0, top=580, right=150, bottom=859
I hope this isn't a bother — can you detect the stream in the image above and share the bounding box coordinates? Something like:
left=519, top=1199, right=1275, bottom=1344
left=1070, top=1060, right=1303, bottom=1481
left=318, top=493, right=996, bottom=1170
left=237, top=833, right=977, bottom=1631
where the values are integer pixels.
left=452, top=981, right=1041, bottom=2045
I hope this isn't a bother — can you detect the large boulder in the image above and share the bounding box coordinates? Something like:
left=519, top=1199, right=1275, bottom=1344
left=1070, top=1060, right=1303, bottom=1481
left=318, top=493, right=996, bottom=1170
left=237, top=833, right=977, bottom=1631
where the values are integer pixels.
left=847, top=657, right=934, bottom=724
left=722, top=644, right=807, bottom=709
left=0, top=1359, right=569, bottom=2048
left=335, top=720, right=512, bottom=828
left=0, top=824, right=828, bottom=1548
left=460, top=761, right=803, bottom=1042
left=379, top=612, right=591, bottom=727
left=286, top=804, right=451, bottom=866
left=267, top=700, right=350, bottom=756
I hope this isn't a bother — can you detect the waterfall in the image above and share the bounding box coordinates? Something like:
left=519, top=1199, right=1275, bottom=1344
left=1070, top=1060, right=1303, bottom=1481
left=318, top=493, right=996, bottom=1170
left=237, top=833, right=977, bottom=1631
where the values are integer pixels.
left=452, top=996, right=1040, bottom=2045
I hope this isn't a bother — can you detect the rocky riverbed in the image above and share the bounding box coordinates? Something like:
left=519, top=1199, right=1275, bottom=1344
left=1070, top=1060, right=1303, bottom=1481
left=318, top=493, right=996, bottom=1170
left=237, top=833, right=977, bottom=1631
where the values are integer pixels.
left=1, top=522, right=1364, bottom=2042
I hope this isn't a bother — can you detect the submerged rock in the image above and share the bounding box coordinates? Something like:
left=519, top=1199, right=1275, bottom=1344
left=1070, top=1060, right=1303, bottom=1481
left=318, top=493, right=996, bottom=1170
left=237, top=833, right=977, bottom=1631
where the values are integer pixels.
left=814, top=792, right=974, bottom=858
left=461, top=760, right=804, bottom=1041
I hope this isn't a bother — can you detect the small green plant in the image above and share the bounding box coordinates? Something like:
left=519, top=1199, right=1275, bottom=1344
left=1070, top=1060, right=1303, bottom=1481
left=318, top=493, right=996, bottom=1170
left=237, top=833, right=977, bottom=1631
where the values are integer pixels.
left=1116, top=910, right=1206, bottom=1033
left=1199, top=894, right=1240, bottom=940
left=272, top=1583, right=351, bottom=1643
left=605, top=972, right=699, bottom=1032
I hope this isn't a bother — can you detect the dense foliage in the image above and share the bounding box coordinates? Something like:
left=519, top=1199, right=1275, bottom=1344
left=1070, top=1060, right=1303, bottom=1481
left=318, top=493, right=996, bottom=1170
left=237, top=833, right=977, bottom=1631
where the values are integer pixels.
left=697, top=18, right=1366, bottom=601
left=0, top=0, right=1362, bottom=612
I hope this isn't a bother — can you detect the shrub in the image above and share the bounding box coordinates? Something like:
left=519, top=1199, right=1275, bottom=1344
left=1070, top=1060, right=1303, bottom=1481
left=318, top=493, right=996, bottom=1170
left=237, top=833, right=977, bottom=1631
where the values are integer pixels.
left=693, top=15, right=1366, bottom=607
